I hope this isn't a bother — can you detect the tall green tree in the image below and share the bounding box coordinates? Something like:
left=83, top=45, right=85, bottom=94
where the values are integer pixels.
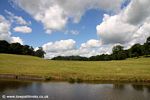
left=0, top=40, right=10, bottom=53
left=130, top=43, right=143, bottom=57
left=112, top=45, right=127, bottom=60
left=35, top=47, right=45, bottom=58
left=22, top=45, right=35, bottom=56
left=143, top=36, right=150, bottom=55
left=9, top=43, right=23, bottom=54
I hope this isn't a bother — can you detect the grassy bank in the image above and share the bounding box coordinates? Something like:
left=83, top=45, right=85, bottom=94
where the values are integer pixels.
left=0, top=54, right=150, bottom=82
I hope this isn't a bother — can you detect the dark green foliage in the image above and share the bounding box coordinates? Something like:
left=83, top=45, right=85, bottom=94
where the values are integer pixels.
left=112, top=45, right=123, bottom=54
left=0, top=40, right=10, bottom=53
left=68, top=78, right=75, bottom=83
left=52, top=56, right=88, bottom=61
left=9, top=43, right=23, bottom=54
left=111, top=45, right=127, bottom=60
left=45, top=76, right=52, bottom=81
left=89, top=54, right=112, bottom=61
left=22, top=45, right=35, bottom=56
left=129, top=44, right=144, bottom=57
left=76, top=78, right=83, bottom=83
left=34, top=47, right=45, bottom=58
left=143, top=37, right=150, bottom=55
left=0, top=40, right=45, bottom=58
left=146, top=37, right=150, bottom=44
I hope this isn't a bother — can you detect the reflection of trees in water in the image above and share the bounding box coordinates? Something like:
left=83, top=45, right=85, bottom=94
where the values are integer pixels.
left=132, top=84, right=150, bottom=92
left=132, top=84, right=144, bottom=91
left=0, top=80, right=32, bottom=92
left=144, top=85, right=150, bottom=92
left=113, top=84, right=125, bottom=90
left=113, top=84, right=150, bottom=92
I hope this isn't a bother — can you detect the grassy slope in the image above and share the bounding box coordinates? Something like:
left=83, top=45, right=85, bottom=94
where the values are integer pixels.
left=0, top=54, right=150, bottom=81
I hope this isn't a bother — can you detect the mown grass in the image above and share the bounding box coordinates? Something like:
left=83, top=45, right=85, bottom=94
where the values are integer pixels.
left=0, top=54, right=150, bottom=82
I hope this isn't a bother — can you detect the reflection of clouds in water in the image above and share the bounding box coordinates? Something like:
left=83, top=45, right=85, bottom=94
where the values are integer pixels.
left=0, top=80, right=150, bottom=100
left=0, top=80, right=32, bottom=92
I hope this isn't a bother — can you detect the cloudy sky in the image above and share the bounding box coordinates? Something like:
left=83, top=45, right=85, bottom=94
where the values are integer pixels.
left=0, top=0, right=150, bottom=58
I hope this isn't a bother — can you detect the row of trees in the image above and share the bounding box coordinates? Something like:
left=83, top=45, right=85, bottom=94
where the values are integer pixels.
left=52, top=36, right=150, bottom=61
left=0, top=40, right=45, bottom=58
left=0, top=36, right=150, bottom=60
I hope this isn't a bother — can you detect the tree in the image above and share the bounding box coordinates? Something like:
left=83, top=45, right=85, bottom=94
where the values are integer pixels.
left=9, top=43, right=23, bottom=54
left=35, top=47, right=45, bottom=58
left=112, top=45, right=123, bottom=54
left=112, top=45, right=127, bottom=60
left=22, top=45, right=35, bottom=56
left=146, top=36, right=150, bottom=45
left=143, top=36, right=150, bottom=55
left=0, top=40, right=10, bottom=53
left=130, top=43, right=143, bottom=57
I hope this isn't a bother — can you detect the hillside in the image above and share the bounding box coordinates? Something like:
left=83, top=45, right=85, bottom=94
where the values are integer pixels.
left=0, top=54, right=150, bottom=82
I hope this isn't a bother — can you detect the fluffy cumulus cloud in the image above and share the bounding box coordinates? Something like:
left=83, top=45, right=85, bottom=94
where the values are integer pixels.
left=13, top=26, right=32, bottom=33
left=97, top=0, right=150, bottom=49
left=97, top=14, right=137, bottom=44
left=123, top=0, right=150, bottom=25
left=81, top=39, right=102, bottom=48
left=0, top=15, right=23, bottom=44
left=10, top=0, right=150, bottom=59
left=43, top=39, right=107, bottom=59
left=12, top=0, right=123, bottom=33
left=5, top=10, right=30, bottom=25
left=42, top=39, right=76, bottom=58
left=42, top=0, right=150, bottom=59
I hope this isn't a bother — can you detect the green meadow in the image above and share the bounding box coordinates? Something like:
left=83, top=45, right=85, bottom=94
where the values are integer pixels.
left=0, top=54, right=150, bottom=82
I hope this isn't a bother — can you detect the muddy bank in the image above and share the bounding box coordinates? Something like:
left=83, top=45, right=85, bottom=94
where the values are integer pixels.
left=0, top=74, right=45, bottom=81
left=1, top=74, right=150, bottom=84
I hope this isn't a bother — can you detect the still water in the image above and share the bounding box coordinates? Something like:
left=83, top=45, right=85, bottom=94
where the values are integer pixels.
left=0, top=79, right=150, bottom=100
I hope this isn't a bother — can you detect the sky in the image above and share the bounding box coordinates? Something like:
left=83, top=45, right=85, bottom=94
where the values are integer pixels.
left=0, top=0, right=150, bottom=59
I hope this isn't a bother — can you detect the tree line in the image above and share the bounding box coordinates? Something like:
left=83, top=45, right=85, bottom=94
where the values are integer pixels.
left=52, top=36, right=150, bottom=61
left=0, top=36, right=150, bottom=60
left=0, top=40, right=45, bottom=58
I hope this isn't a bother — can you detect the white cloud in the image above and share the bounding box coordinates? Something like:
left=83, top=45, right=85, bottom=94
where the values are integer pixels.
left=65, top=30, right=79, bottom=35
left=97, top=0, right=150, bottom=49
left=13, top=26, right=32, bottom=33
left=5, top=10, right=30, bottom=25
left=43, top=39, right=76, bottom=52
left=0, top=15, right=23, bottom=44
left=42, top=39, right=104, bottom=59
left=11, top=37, right=23, bottom=44
left=10, top=0, right=150, bottom=58
left=35, top=5, right=67, bottom=32
left=12, top=0, right=123, bottom=33
left=81, top=39, right=102, bottom=48
left=45, top=30, right=52, bottom=34
left=123, top=0, right=150, bottom=25
left=42, top=39, right=76, bottom=58
left=97, top=14, right=137, bottom=44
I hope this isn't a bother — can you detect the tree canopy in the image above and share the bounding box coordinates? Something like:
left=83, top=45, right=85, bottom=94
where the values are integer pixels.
left=0, top=40, right=45, bottom=58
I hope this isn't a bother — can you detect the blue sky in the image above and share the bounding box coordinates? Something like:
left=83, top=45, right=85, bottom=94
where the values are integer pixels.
left=0, top=0, right=104, bottom=48
left=0, top=0, right=150, bottom=58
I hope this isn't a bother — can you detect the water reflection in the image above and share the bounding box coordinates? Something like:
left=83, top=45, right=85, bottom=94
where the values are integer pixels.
left=0, top=80, right=31, bottom=92
left=145, top=85, right=150, bottom=92
left=0, top=80, right=150, bottom=100
left=132, top=84, right=144, bottom=91
left=113, top=84, right=125, bottom=90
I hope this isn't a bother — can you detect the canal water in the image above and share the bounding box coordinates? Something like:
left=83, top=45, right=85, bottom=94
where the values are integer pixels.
left=0, top=79, right=150, bottom=100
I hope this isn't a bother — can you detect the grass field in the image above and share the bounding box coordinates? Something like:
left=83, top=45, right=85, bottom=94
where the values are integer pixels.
left=0, top=54, right=150, bottom=82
